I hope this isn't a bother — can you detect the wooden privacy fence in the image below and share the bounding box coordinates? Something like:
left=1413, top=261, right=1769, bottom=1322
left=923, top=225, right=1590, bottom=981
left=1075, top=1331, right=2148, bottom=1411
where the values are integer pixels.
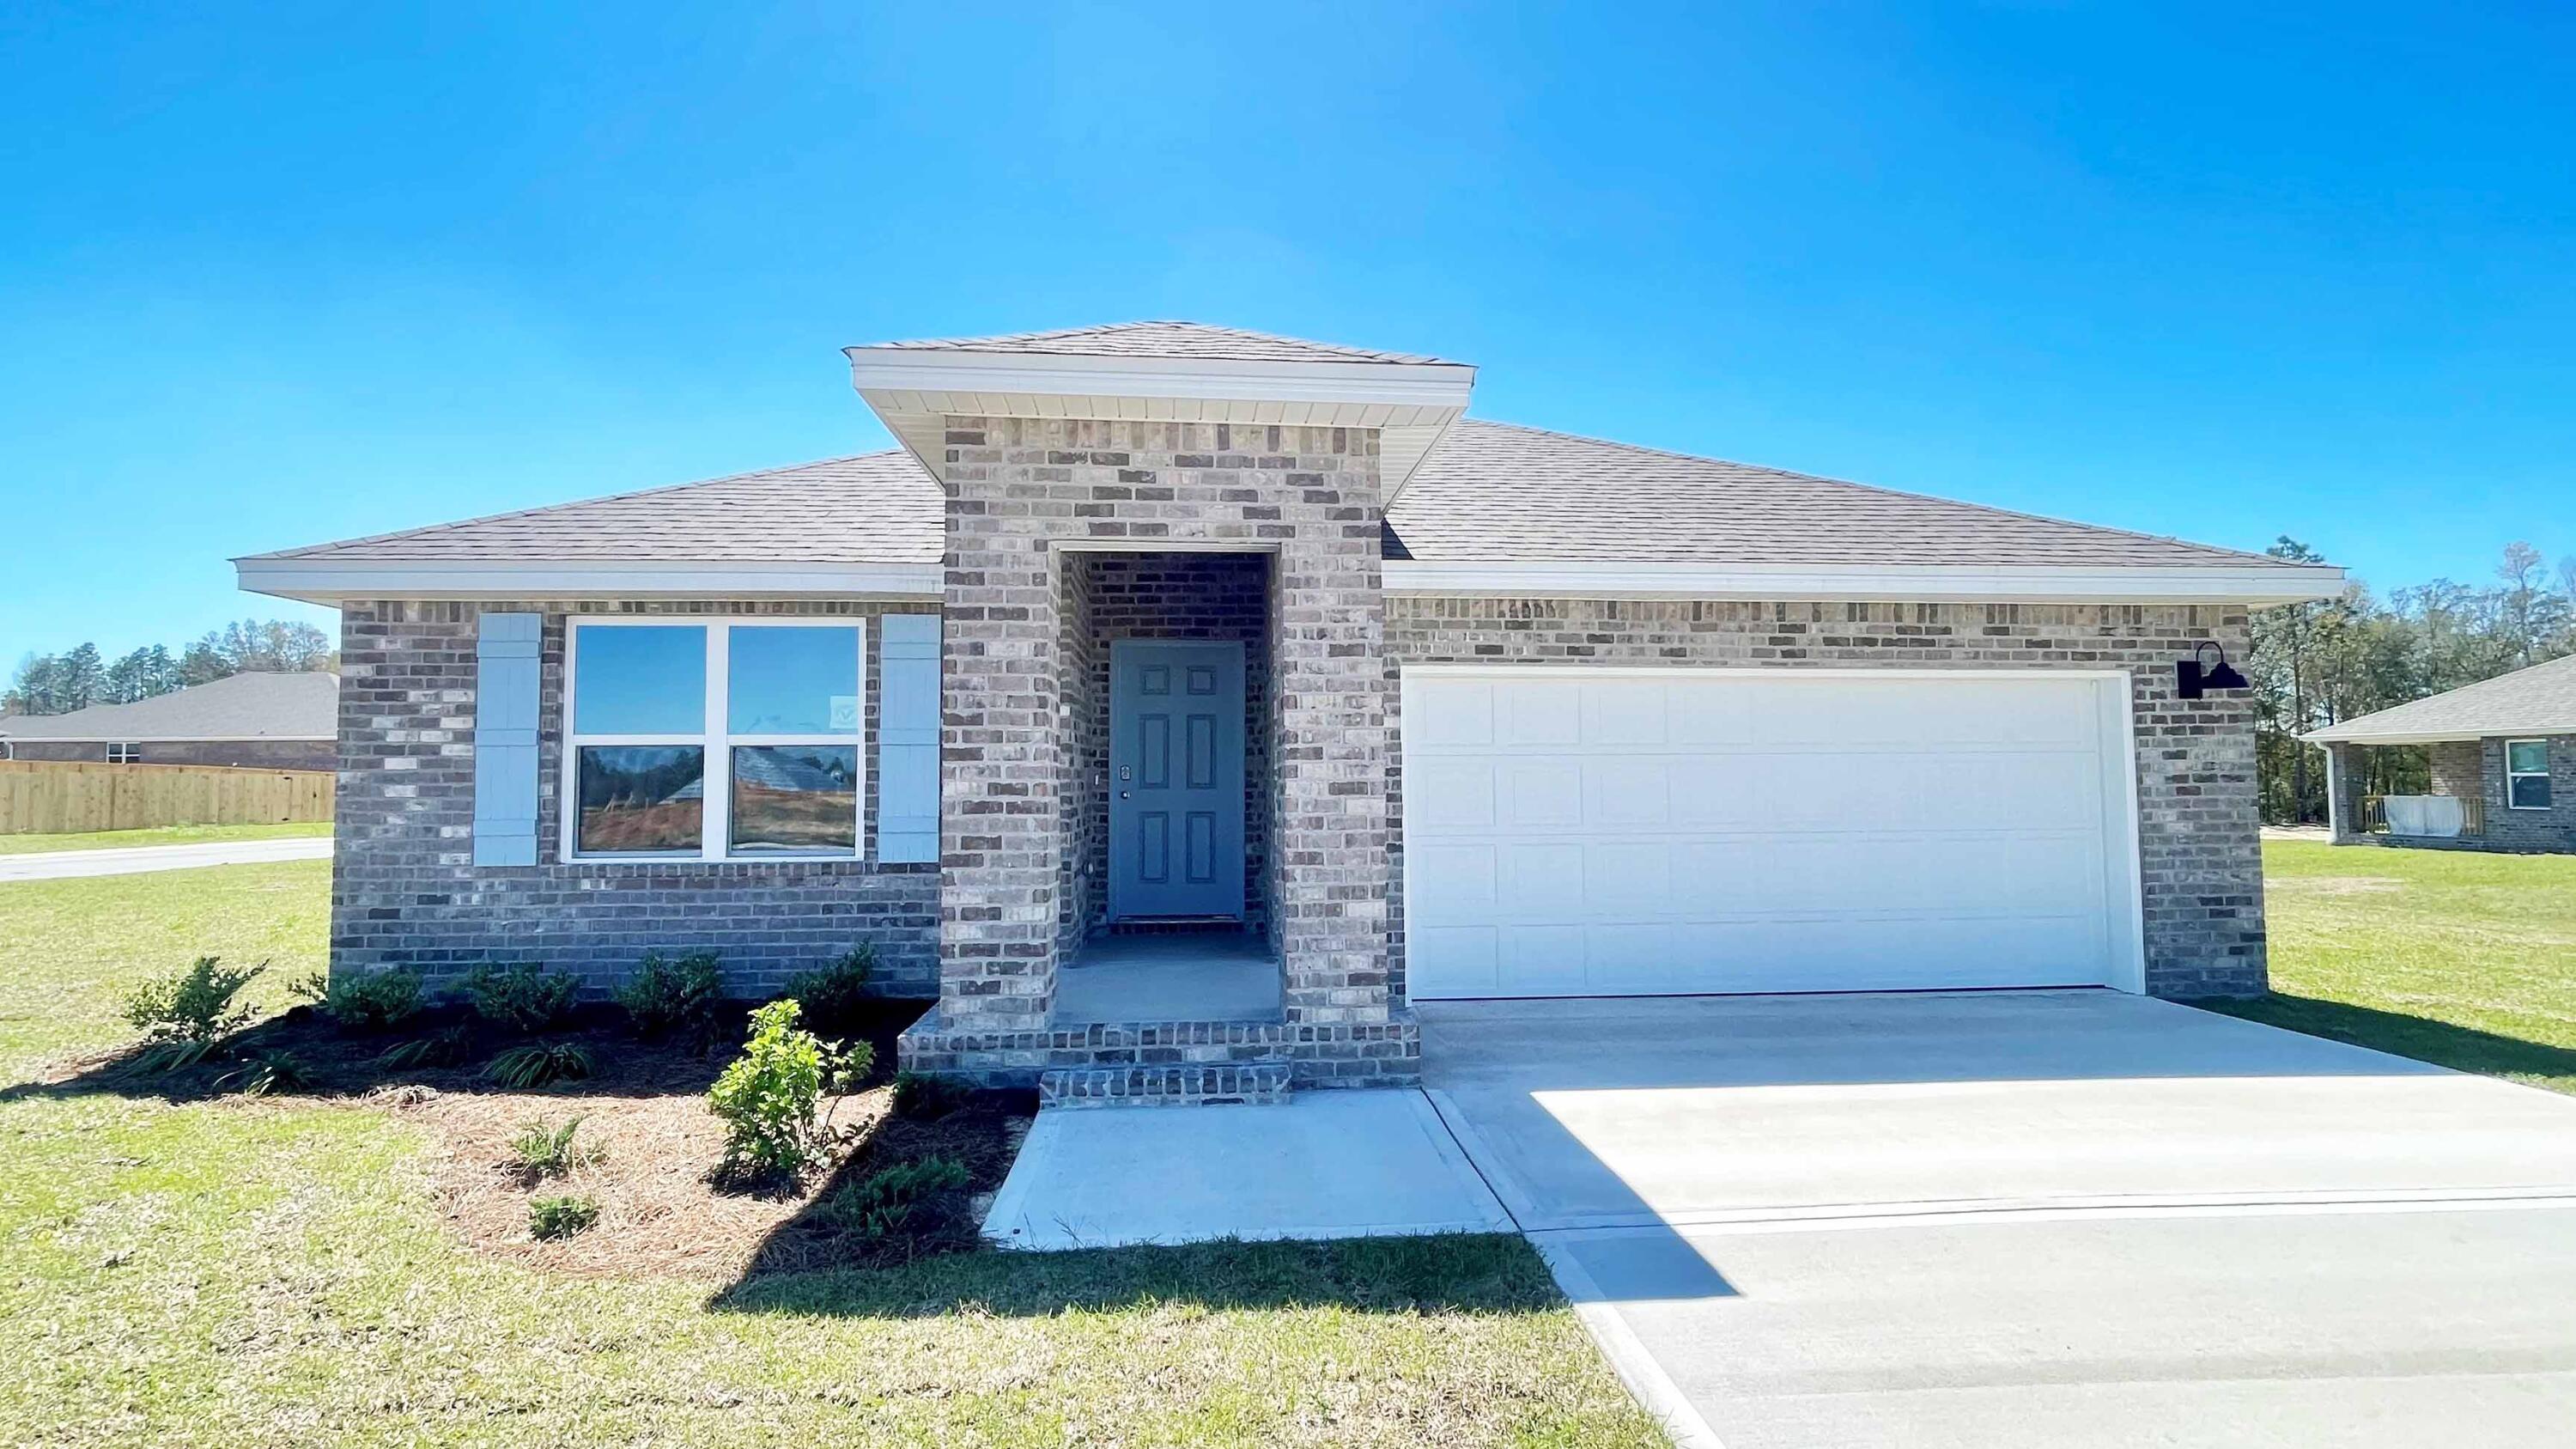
left=0, top=760, right=334, bottom=835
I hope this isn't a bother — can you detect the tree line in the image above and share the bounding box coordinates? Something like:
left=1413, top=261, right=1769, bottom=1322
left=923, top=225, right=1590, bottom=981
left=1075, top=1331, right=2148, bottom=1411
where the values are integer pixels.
left=3, top=618, right=337, bottom=716
left=2250, top=539, right=2575, bottom=823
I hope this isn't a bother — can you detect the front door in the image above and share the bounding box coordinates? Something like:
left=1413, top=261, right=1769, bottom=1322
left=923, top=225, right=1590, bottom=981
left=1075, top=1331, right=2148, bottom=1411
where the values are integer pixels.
left=1109, top=640, right=1246, bottom=920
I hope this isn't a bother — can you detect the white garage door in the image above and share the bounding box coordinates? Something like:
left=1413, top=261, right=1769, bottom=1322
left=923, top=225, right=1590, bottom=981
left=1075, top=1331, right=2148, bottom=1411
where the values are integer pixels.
left=1401, top=668, right=2143, bottom=999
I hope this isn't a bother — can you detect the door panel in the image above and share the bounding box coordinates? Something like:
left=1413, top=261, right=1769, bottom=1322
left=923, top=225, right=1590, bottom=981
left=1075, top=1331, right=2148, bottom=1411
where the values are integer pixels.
left=1110, top=641, right=1246, bottom=919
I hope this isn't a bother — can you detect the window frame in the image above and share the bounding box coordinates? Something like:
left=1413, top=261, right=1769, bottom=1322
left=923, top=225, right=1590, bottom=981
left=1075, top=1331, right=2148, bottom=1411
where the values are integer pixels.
left=105, top=742, right=141, bottom=764
left=2505, top=738, right=2553, bottom=812
left=560, top=616, right=869, bottom=863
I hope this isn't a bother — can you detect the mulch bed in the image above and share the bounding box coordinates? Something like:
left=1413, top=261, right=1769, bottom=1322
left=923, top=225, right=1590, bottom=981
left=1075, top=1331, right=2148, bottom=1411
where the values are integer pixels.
left=50, top=997, right=1035, bottom=1282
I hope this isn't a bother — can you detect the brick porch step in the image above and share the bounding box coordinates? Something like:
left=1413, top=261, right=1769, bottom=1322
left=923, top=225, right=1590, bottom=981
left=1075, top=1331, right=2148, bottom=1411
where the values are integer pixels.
left=1038, top=1062, right=1293, bottom=1109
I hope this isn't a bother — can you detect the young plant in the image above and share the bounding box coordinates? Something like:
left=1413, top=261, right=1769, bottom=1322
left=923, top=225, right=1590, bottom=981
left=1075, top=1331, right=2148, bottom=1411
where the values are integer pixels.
left=783, top=945, right=875, bottom=1041
left=289, top=967, right=424, bottom=1032
left=708, top=1000, right=851, bottom=1184
left=374, top=1024, right=472, bottom=1070
left=822, top=1154, right=972, bottom=1244
left=508, top=1116, right=602, bottom=1181
left=212, top=1049, right=313, bottom=1097
left=483, top=1041, right=595, bottom=1089
left=123, top=957, right=264, bottom=1049
left=614, top=951, right=725, bottom=1042
left=527, top=1194, right=600, bottom=1241
left=462, top=963, right=579, bottom=1034
left=890, top=1070, right=968, bottom=1122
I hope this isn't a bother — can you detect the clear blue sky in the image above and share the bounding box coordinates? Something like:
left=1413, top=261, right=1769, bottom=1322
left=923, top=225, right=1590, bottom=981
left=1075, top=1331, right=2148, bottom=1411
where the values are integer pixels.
left=5, top=2, right=2570, bottom=661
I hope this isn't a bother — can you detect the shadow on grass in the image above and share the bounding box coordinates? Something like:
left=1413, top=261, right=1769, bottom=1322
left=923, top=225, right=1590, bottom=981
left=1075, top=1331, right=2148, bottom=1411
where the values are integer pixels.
left=2193, top=993, right=2576, bottom=1087
left=711, top=1228, right=1567, bottom=1320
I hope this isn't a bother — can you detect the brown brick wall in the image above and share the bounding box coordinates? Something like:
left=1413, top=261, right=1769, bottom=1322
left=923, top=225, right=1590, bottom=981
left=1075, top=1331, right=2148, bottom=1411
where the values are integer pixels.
left=331, top=599, right=942, bottom=998
left=1382, top=598, right=2269, bottom=1000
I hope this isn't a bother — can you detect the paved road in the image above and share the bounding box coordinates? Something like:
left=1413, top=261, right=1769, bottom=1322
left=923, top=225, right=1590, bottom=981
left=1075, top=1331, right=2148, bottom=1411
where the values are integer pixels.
left=1422, top=991, right=2576, bottom=1449
left=0, top=836, right=333, bottom=881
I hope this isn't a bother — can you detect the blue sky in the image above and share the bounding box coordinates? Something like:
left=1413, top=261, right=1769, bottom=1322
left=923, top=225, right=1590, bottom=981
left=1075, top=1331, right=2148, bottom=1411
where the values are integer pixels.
left=4, top=2, right=2570, bottom=661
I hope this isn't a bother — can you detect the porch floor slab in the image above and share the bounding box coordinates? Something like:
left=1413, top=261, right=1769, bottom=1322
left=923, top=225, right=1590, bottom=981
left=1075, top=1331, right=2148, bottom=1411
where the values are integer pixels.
left=982, top=1089, right=1514, bottom=1251
left=1053, top=931, right=1282, bottom=1025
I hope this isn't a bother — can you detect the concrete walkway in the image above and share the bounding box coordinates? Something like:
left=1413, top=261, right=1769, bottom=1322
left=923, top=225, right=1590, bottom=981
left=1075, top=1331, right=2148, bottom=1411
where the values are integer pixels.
left=1422, top=991, right=2576, bottom=1449
left=0, top=835, right=332, bottom=881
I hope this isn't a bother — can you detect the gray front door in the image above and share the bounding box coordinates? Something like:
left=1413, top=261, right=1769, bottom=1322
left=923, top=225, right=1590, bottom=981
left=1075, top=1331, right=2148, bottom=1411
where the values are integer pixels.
left=1109, top=640, right=1246, bottom=920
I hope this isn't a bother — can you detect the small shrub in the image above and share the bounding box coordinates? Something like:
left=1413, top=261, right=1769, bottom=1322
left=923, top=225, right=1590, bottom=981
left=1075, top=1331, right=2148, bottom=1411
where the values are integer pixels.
left=508, top=1116, right=602, bottom=1181
left=289, top=967, right=423, bottom=1033
left=374, top=1025, right=472, bottom=1070
left=462, top=963, right=578, bottom=1034
left=614, top=951, right=725, bottom=1042
left=708, top=1000, right=848, bottom=1183
left=127, top=1037, right=228, bottom=1075
left=890, top=1070, right=967, bottom=1122
left=527, top=1194, right=599, bottom=1240
left=123, top=957, right=264, bottom=1045
left=212, top=1049, right=313, bottom=1097
left=822, top=1154, right=972, bottom=1242
left=783, top=945, right=875, bottom=1041
left=483, top=1041, right=595, bottom=1089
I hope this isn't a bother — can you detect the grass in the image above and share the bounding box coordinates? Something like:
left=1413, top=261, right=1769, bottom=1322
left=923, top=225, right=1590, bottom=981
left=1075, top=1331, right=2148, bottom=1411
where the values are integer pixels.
left=0, top=820, right=331, bottom=855
left=2202, top=840, right=2576, bottom=1094
left=0, top=862, right=1662, bottom=1447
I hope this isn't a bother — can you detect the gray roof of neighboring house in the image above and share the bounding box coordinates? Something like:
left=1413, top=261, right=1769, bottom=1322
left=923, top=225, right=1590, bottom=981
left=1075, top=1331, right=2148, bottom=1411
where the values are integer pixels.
left=0, top=671, right=338, bottom=741
left=243, top=453, right=943, bottom=564
left=2303, top=653, right=2576, bottom=744
left=1382, top=420, right=2297, bottom=568
left=851, top=320, right=1456, bottom=367
left=245, top=422, right=2312, bottom=578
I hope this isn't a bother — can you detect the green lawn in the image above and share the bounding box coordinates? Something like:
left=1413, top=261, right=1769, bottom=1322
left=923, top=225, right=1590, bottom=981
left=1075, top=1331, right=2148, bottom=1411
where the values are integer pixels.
left=0, top=820, right=332, bottom=855
left=0, top=863, right=1662, bottom=1448
left=2204, top=840, right=2576, bottom=1094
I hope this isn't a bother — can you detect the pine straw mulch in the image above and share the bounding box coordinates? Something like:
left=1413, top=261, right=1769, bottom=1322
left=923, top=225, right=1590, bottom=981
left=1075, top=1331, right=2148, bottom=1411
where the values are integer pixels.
left=35, top=998, right=1035, bottom=1283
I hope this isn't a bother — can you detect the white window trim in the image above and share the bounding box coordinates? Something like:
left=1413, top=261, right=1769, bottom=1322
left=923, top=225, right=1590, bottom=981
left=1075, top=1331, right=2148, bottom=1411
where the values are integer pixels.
left=561, top=616, right=869, bottom=862
left=2505, top=738, right=2552, bottom=811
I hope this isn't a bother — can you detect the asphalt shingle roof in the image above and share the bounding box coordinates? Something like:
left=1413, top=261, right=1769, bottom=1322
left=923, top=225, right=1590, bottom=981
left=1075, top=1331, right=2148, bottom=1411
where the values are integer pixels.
left=851, top=320, right=1456, bottom=367
left=1383, top=420, right=2298, bottom=569
left=2304, top=654, right=2576, bottom=743
left=246, top=420, right=2315, bottom=579
left=0, top=672, right=337, bottom=741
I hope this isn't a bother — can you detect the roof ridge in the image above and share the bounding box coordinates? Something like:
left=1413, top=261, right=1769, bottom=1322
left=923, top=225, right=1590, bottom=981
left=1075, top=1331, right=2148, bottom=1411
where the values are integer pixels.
left=853, top=320, right=1455, bottom=366
left=1447, top=418, right=2315, bottom=570
left=239, top=450, right=913, bottom=562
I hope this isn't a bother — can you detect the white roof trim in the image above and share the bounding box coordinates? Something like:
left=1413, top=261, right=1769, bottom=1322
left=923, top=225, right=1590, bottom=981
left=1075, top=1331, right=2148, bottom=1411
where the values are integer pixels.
left=235, top=557, right=944, bottom=605
left=0, top=732, right=333, bottom=743
left=1382, top=559, right=2349, bottom=605
left=2302, top=725, right=2576, bottom=746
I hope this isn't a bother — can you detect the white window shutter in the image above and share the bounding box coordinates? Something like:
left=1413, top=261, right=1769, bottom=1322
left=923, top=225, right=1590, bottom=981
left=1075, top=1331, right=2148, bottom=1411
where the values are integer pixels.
left=876, top=613, right=941, bottom=863
left=473, top=612, right=542, bottom=866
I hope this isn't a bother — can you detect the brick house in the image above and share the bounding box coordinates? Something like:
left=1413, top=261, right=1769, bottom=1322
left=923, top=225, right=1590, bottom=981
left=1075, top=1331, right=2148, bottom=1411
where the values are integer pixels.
left=2307, top=652, right=2576, bottom=854
left=235, top=323, right=2345, bottom=1089
left=0, top=670, right=337, bottom=770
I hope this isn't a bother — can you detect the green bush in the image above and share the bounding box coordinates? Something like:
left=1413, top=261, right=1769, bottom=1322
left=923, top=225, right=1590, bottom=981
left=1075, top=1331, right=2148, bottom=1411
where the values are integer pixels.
left=614, top=951, right=725, bottom=1041
left=708, top=1000, right=850, bottom=1183
left=289, top=967, right=424, bottom=1033
left=374, top=1024, right=471, bottom=1070
left=527, top=1194, right=599, bottom=1240
left=508, top=1116, right=602, bottom=1181
left=783, top=945, right=875, bottom=1041
left=123, top=957, right=264, bottom=1046
left=822, top=1153, right=972, bottom=1242
left=483, top=1041, right=595, bottom=1089
left=212, top=1049, right=313, bottom=1097
left=462, top=963, right=578, bottom=1034
left=890, top=1070, right=968, bottom=1122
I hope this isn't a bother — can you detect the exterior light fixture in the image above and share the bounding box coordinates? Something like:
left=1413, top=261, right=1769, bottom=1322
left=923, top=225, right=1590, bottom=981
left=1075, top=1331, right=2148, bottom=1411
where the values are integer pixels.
left=2176, top=642, right=2249, bottom=700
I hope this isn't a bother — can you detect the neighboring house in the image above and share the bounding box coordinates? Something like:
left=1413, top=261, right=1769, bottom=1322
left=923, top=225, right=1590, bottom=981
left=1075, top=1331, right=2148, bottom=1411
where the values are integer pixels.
left=2305, top=653, right=2576, bottom=854
left=234, top=322, right=2346, bottom=1089
left=0, top=671, right=338, bottom=770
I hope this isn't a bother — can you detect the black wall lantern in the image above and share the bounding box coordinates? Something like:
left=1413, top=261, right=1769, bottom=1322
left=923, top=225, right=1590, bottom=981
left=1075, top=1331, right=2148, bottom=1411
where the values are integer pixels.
left=2176, top=642, right=2249, bottom=700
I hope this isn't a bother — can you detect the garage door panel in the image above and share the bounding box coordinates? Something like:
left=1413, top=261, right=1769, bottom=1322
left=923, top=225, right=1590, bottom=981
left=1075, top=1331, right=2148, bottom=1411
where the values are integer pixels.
left=1403, top=669, right=2141, bottom=1001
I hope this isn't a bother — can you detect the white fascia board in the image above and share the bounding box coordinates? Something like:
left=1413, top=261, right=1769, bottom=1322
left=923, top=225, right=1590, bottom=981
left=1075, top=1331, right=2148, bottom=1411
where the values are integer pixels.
left=0, top=733, right=333, bottom=743
left=1381, top=559, right=2350, bottom=606
left=234, top=557, right=944, bottom=605
left=843, top=345, right=1478, bottom=411
left=2302, top=725, right=2573, bottom=746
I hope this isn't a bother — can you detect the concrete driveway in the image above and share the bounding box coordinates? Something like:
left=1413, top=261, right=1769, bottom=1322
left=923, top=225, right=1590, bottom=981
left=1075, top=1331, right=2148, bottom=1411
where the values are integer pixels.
left=0, top=835, right=332, bottom=881
left=1421, top=991, right=2576, bottom=1449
